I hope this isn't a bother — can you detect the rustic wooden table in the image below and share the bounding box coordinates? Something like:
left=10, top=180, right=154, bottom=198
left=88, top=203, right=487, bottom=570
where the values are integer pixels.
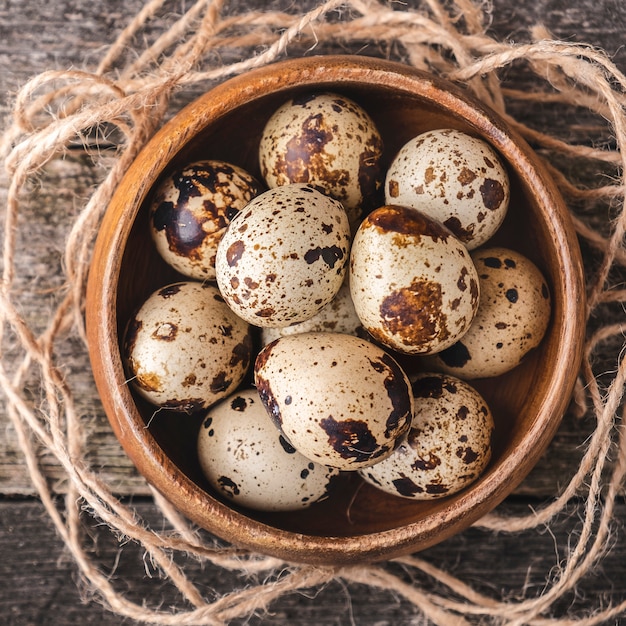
left=2, top=0, right=626, bottom=624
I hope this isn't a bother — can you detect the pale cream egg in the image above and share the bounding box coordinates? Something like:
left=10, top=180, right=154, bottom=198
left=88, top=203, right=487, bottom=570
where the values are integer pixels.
left=425, top=247, right=552, bottom=379
left=123, top=281, right=252, bottom=411
left=197, top=389, right=340, bottom=511
left=385, top=129, right=510, bottom=249
left=215, top=184, right=351, bottom=328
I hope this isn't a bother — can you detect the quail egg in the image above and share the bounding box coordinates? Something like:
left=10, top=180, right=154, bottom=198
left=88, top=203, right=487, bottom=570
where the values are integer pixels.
left=385, top=129, right=510, bottom=249
left=254, top=332, right=413, bottom=470
left=426, top=247, right=552, bottom=379
left=149, top=160, right=263, bottom=280
left=260, top=278, right=363, bottom=345
left=215, top=183, right=351, bottom=328
left=259, top=91, right=384, bottom=226
left=197, top=389, right=340, bottom=511
left=123, top=281, right=252, bottom=411
left=350, top=205, right=480, bottom=355
left=360, top=372, right=494, bottom=499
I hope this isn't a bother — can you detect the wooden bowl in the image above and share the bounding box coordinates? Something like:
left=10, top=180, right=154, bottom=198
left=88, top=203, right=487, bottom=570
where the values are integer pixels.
left=86, top=55, right=585, bottom=565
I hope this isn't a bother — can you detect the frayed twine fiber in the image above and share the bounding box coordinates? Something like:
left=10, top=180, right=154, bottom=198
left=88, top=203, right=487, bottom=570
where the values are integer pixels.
left=2, top=0, right=626, bottom=623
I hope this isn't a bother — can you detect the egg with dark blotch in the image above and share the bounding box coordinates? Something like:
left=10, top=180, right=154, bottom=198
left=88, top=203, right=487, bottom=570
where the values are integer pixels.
left=349, top=205, right=480, bottom=355
left=259, top=91, right=384, bottom=227
left=197, top=389, right=340, bottom=511
left=359, top=372, right=494, bottom=499
left=425, top=247, right=552, bottom=379
left=385, top=129, right=510, bottom=250
left=149, top=160, right=263, bottom=280
left=254, top=332, right=414, bottom=471
left=215, top=184, right=351, bottom=328
left=122, top=281, right=252, bottom=411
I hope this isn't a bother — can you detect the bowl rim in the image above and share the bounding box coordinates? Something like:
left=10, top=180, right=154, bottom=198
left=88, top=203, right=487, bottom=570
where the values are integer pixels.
left=86, top=54, right=586, bottom=565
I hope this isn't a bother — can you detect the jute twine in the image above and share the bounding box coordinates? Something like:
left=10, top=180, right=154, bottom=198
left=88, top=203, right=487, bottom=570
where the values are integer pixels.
left=2, top=0, right=626, bottom=623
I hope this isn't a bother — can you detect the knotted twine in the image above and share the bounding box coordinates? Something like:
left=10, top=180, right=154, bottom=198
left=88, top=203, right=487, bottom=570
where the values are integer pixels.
left=1, top=0, right=626, bottom=623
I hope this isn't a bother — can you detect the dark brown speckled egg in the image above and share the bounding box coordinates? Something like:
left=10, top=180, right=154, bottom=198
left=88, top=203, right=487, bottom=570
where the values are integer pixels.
left=254, top=332, right=413, bottom=471
left=149, top=160, right=262, bottom=280
left=359, top=372, right=494, bottom=499
left=350, top=205, right=480, bottom=355
left=258, top=91, right=383, bottom=227
left=123, top=281, right=252, bottom=411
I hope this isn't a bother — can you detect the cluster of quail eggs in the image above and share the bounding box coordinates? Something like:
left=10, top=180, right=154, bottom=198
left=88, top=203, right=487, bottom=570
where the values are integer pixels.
left=123, top=91, right=552, bottom=513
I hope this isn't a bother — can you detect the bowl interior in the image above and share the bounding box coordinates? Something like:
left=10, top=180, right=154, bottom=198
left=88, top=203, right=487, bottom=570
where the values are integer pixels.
left=87, top=56, right=585, bottom=564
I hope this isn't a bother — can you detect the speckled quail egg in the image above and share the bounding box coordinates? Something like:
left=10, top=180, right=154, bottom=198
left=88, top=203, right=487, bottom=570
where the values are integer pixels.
left=149, top=160, right=263, bottom=280
left=425, top=247, right=551, bottom=379
left=123, top=281, right=253, bottom=411
left=385, top=129, right=510, bottom=249
left=215, top=183, right=351, bottom=328
left=350, top=205, right=480, bottom=355
left=254, top=332, right=413, bottom=470
left=261, top=278, right=363, bottom=345
left=197, top=389, right=340, bottom=511
left=359, top=372, right=494, bottom=499
left=259, top=91, right=384, bottom=226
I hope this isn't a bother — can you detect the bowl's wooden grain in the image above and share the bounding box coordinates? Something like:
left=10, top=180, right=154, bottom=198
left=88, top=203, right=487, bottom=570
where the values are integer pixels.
left=86, top=55, right=585, bottom=565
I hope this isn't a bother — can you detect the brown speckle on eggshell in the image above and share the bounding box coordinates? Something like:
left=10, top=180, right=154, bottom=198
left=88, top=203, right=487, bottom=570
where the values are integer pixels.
left=259, top=92, right=384, bottom=226
left=254, top=332, right=413, bottom=470
left=385, top=129, right=510, bottom=249
left=359, top=372, right=494, bottom=499
left=349, top=205, right=480, bottom=355
left=123, top=281, right=252, bottom=411
left=261, top=277, right=364, bottom=345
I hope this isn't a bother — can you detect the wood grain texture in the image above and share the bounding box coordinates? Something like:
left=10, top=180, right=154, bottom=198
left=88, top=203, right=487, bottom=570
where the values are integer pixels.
left=2, top=497, right=626, bottom=625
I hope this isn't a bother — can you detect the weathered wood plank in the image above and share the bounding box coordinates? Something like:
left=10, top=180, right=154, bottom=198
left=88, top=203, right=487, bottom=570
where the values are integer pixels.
left=2, top=497, right=625, bottom=624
